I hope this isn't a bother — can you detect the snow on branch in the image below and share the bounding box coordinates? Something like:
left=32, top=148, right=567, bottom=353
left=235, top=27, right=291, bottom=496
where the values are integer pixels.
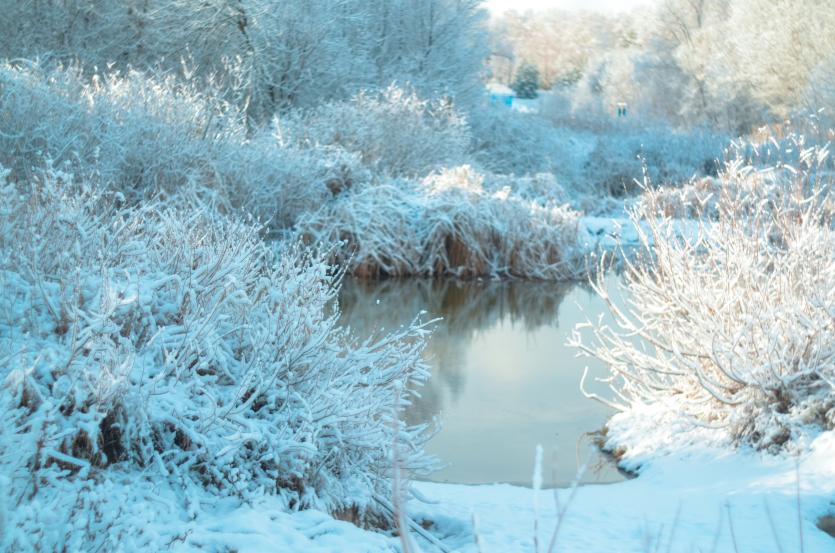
left=0, top=167, right=434, bottom=548
left=570, top=136, right=835, bottom=451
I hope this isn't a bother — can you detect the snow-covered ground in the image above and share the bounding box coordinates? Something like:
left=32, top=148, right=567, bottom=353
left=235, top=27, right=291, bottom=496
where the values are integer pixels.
left=115, top=417, right=835, bottom=552
left=410, top=414, right=835, bottom=552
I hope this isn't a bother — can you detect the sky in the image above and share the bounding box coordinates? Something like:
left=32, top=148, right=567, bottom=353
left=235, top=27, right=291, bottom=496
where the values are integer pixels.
left=484, top=0, right=655, bottom=15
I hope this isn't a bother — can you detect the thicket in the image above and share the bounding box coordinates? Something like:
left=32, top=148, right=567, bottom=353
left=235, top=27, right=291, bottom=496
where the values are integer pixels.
left=571, top=136, right=835, bottom=450
left=0, top=168, right=436, bottom=549
left=297, top=166, right=582, bottom=280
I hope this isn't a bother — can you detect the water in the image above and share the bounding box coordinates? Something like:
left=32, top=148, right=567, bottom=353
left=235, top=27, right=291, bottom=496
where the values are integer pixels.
left=337, top=276, right=626, bottom=487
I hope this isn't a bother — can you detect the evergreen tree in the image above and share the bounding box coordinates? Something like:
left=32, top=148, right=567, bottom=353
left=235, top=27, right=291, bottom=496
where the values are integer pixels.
left=512, top=62, right=540, bottom=99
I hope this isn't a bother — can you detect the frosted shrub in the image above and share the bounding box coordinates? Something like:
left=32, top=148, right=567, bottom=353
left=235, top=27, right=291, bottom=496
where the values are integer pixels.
left=297, top=166, right=582, bottom=280
left=213, top=137, right=369, bottom=229
left=0, top=169, right=433, bottom=548
left=483, top=171, right=570, bottom=205
left=571, top=146, right=835, bottom=450
left=467, top=105, right=581, bottom=180
left=0, top=62, right=364, bottom=228
left=650, top=162, right=835, bottom=220
left=584, top=125, right=726, bottom=196
left=0, top=62, right=241, bottom=195
left=0, top=0, right=488, bottom=119
left=280, top=86, right=471, bottom=177
left=650, top=128, right=835, bottom=220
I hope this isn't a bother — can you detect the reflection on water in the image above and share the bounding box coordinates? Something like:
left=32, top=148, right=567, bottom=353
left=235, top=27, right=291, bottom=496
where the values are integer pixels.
left=338, top=276, right=624, bottom=487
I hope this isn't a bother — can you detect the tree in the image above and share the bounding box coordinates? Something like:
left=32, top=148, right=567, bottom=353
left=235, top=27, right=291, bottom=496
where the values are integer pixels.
left=0, top=0, right=489, bottom=121
left=512, top=62, right=540, bottom=99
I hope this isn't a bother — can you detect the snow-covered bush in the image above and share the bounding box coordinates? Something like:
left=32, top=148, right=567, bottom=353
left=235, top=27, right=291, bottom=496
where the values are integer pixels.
left=482, top=171, right=570, bottom=205
left=583, top=125, right=727, bottom=196
left=297, top=166, right=582, bottom=280
left=650, top=162, right=834, bottom=220
left=0, top=62, right=365, bottom=228
left=649, top=126, right=835, bottom=219
left=0, top=0, right=488, bottom=120
left=467, top=105, right=584, bottom=181
left=0, top=168, right=433, bottom=549
left=571, top=142, right=835, bottom=450
left=279, top=87, right=471, bottom=177
left=0, top=62, right=242, bottom=194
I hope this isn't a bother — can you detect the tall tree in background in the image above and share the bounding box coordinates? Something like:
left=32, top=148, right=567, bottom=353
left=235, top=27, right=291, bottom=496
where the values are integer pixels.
left=490, top=0, right=835, bottom=130
left=0, top=0, right=489, bottom=121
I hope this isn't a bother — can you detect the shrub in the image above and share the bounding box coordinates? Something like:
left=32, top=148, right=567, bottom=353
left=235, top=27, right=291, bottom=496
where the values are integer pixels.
left=279, top=86, right=471, bottom=178
left=0, top=0, right=488, bottom=120
left=466, top=105, right=582, bottom=181
left=582, top=125, right=727, bottom=196
left=0, top=62, right=366, bottom=229
left=296, top=166, right=582, bottom=280
left=571, top=140, right=835, bottom=450
left=648, top=125, right=835, bottom=219
left=0, top=168, right=434, bottom=548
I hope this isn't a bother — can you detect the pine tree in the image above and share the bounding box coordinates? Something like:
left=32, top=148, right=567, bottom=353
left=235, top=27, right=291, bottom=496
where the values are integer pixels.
left=511, top=62, right=539, bottom=99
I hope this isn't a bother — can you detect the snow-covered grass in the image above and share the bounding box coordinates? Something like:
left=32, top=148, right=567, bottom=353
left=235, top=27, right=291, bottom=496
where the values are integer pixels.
left=297, top=166, right=582, bottom=280
left=571, top=143, right=835, bottom=451
left=651, top=129, right=834, bottom=220
left=583, top=125, right=727, bottom=196
left=466, top=104, right=583, bottom=180
left=0, top=168, right=436, bottom=550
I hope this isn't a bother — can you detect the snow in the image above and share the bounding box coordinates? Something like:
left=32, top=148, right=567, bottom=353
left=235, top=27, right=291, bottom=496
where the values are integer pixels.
left=486, top=83, right=514, bottom=96
left=33, top=419, right=830, bottom=552
left=169, top=497, right=395, bottom=553
left=407, top=405, right=835, bottom=552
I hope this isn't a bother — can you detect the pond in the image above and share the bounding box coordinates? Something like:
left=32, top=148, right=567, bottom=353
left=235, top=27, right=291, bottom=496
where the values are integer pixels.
left=337, top=276, right=625, bottom=488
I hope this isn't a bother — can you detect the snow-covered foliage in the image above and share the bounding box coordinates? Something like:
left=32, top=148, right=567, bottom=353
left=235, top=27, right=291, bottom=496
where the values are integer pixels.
left=649, top=125, right=835, bottom=219
left=297, top=166, right=581, bottom=280
left=0, top=168, right=435, bottom=549
left=0, top=62, right=239, bottom=196
left=579, top=125, right=727, bottom=196
left=0, top=0, right=489, bottom=120
left=571, top=139, right=835, bottom=450
left=0, top=64, right=589, bottom=283
left=466, top=105, right=583, bottom=180
left=0, top=62, right=369, bottom=228
left=280, top=87, right=471, bottom=177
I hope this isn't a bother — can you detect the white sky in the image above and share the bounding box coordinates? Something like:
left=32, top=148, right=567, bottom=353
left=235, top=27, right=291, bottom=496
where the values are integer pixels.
left=484, top=0, right=655, bottom=15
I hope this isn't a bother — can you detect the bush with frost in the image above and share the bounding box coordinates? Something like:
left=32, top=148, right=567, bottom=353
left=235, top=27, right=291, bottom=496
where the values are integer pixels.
left=649, top=127, right=835, bottom=220
left=0, top=62, right=371, bottom=229
left=583, top=125, right=726, bottom=196
left=0, top=167, right=433, bottom=549
left=297, top=166, right=581, bottom=280
left=571, top=139, right=835, bottom=450
left=466, top=105, right=582, bottom=181
left=0, top=0, right=488, bottom=121
left=279, top=86, right=471, bottom=178
left=0, top=62, right=241, bottom=194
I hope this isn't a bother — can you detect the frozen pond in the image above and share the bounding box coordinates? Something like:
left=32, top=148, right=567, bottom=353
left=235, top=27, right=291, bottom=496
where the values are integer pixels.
left=337, top=276, right=625, bottom=487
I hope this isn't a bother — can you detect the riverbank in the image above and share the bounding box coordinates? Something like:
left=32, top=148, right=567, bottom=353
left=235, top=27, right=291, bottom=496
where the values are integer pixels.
left=80, top=422, right=833, bottom=552
left=410, top=413, right=835, bottom=552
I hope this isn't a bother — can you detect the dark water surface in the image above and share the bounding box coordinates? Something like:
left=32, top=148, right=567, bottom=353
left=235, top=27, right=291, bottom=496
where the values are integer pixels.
left=337, top=276, right=625, bottom=487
